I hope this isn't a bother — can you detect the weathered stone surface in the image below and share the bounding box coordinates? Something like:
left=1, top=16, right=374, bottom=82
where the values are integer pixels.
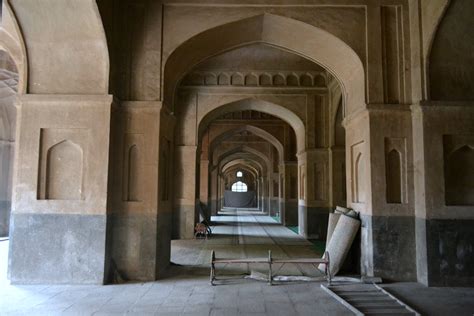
left=423, top=218, right=474, bottom=286
left=0, top=201, right=10, bottom=237
left=9, top=213, right=107, bottom=284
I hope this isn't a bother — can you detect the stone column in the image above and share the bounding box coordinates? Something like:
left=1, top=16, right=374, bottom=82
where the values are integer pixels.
left=345, top=106, right=417, bottom=282
left=209, top=167, right=218, bottom=215
left=283, top=162, right=298, bottom=227
left=305, top=149, right=331, bottom=239
left=329, top=146, right=346, bottom=208
left=412, top=102, right=474, bottom=286
left=174, top=145, right=197, bottom=239
left=297, top=152, right=308, bottom=237
left=107, top=101, right=173, bottom=281
left=218, top=173, right=225, bottom=211
left=0, top=139, right=14, bottom=237
left=9, top=95, right=113, bottom=284
left=199, top=159, right=209, bottom=205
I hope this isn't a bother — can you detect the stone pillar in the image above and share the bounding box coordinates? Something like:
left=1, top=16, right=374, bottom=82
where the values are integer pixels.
left=107, top=102, right=173, bottom=281
left=329, top=146, right=346, bottom=208
left=305, top=149, right=331, bottom=239
left=218, top=173, right=225, bottom=211
left=209, top=167, right=218, bottom=215
left=174, top=145, right=197, bottom=239
left=283, top=162, right=298, bottom=227
left=200, top=159, right=209, bottom=205
left=412, top=103, right=474, bottom=286
left=9, top=95, right=113, bottom=284
left=297, top=152, right=308, bottom=237
left=346, top=106, right=417, bottom=282
left=0, top=139, right=13, bottom=237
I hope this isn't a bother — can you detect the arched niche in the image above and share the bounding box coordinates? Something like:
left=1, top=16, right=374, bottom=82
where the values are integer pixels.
left=125, top=145, right=141, bottom=202
left=354, top=152, right=365, bottom=204
left=386, top=149, right=402, bottom=204
left=164, top=14, right=365, bottom=115
left=45, top=140, right=83, bottom=200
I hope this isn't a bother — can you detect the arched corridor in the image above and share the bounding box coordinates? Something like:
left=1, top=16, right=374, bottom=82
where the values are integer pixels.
left=1, top=0, right=474, bottom=314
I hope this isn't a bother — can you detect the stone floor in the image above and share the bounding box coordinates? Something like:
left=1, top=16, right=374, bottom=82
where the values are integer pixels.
left=1, top=209, right=473, bottom=315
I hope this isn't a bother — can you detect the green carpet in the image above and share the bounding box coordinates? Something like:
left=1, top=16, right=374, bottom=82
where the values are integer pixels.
left=309, top=239, right=326, bottom=254
left=287, top=226, right=299, bottom=234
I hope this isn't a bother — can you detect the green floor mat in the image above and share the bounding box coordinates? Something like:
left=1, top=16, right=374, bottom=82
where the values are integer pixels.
left=309, top=239, right=326, bottom=254
left=287, top=226, right=299, bottom=234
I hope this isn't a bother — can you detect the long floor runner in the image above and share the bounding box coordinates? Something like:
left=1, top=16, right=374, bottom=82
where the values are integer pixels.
left=321, top=283, right=420, bottom=315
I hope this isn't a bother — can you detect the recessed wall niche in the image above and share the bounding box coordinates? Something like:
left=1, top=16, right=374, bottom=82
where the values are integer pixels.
left=385, top=137, right=407, bottom=204
left=444, top=135, right=474, bottom=206
left=351, top=141, right=365, bottom=203
left=37, top=128, right=87, bottom=200
left=122, top=133, right=144, bottom=202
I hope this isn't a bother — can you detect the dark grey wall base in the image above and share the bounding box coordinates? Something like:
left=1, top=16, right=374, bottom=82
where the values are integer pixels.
left=284, top=202, right=298, bottom=226
left=9, top=213, right=107, bottom=284
left=360, top=215, right=417, bottom=282
left=109, top=213, right=158, bottom=282
left=0, top=200, right=11, bottom=237
left=307, top=207, right=331, bottom=239
left=172, top=204, right=196, bottom=240
left=419, top=218, right=474, bottom=287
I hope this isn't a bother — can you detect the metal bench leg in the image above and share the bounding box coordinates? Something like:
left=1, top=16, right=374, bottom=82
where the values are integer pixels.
left=210, top=250, right=216, bottom=286
left=268, top=250, right=273, bottom=286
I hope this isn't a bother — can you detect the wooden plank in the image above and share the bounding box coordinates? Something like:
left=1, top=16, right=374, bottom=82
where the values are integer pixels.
left=273, top=258, right=328, bottom=264
left=213, top=258, right=268, bottom=263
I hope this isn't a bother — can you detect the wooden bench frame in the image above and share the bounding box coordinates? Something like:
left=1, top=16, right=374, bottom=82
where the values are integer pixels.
left=210, top=250, right=331, bottom=286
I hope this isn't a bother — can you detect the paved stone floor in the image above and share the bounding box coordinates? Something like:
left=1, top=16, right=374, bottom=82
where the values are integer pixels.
left=1, top=209, right=473, bottom=315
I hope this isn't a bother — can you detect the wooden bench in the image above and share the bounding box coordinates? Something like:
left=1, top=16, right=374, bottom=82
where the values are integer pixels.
left=210, top=250, right=331, bottom=286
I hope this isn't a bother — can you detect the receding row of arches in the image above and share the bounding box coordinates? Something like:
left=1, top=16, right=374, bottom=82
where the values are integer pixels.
left=0, top=0, right=472, bottom=288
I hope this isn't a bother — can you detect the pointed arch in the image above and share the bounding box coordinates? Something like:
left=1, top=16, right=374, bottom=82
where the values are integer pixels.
left=164, top=13, right=365, bottom=115
left=208, top=125, right=284, bottom=165
left=198, top=97, right=305, bottom=153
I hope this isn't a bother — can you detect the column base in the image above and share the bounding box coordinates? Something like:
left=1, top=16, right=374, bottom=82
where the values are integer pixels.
left=417, top=217, right=474, bottom=287
left=9, top=212, right=107, bottom=284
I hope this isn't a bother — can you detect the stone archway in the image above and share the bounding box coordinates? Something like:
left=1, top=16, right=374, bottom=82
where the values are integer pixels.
left=164, top=13, right=366, bottom=116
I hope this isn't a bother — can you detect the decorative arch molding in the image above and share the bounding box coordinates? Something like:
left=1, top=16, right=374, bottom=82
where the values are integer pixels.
left=164, top=13, right=365, bottom=115
left=208, top=125, right=284, bottom=165
left=7, top=0, right=109, bottom=94
left=222, top=160, right=261, bottom=179
left=198, top=97, right=305, bottom=153
left=0, top=0, right=28, bottom=94
left=217, top=147, right=270, bottom=175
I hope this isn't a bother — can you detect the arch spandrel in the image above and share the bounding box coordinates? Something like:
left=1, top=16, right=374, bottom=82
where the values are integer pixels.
left=8, top=0, right=109, bottom=94
left=164, top=13, right=365, bottom=115
left=0, top=1, right=27, bottom=94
